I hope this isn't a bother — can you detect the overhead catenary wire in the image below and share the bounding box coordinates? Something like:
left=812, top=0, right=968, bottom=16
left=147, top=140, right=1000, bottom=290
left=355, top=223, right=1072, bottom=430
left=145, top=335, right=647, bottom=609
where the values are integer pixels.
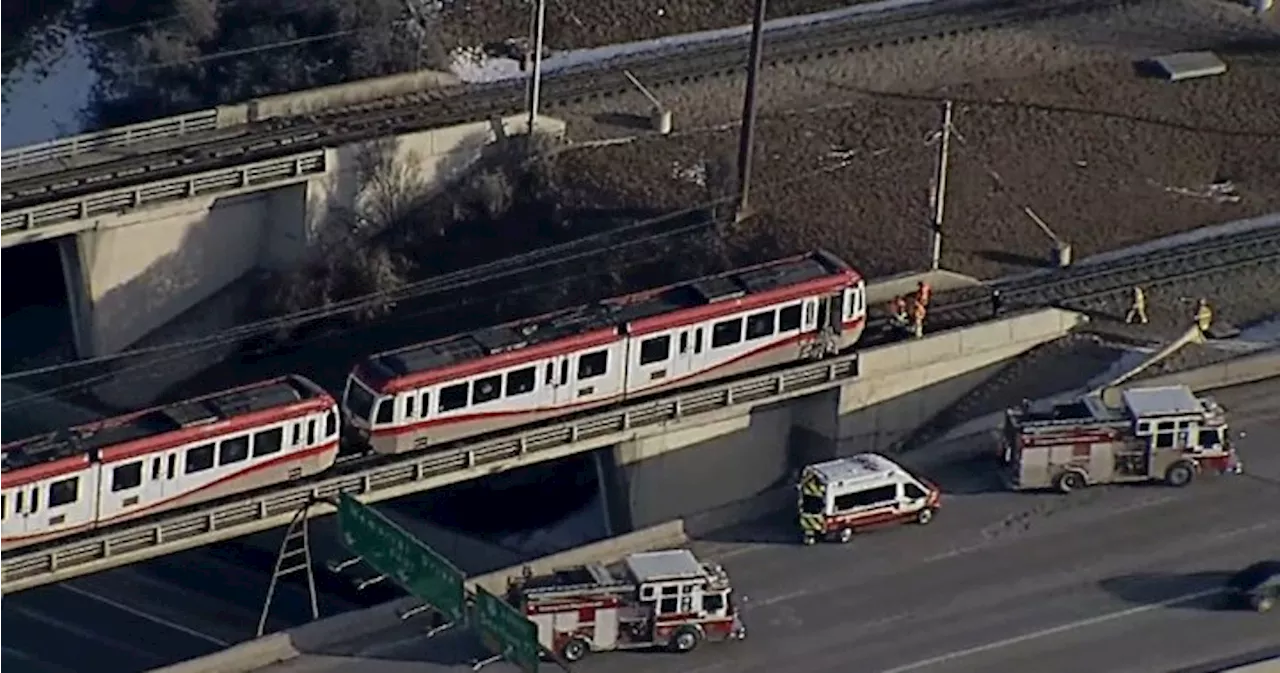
left=4, top=155, right=856, bottom=383
left=1, top=254, right=672, bottom=412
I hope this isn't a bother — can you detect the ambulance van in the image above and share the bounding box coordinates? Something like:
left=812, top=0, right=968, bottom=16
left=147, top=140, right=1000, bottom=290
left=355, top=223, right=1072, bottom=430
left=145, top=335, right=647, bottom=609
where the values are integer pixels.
left=797, top=453, right=941, bottom=545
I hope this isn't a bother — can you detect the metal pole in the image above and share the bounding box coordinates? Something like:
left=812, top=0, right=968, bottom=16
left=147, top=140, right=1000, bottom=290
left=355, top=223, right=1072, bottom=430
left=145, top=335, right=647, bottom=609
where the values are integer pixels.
left=526, top=0, right=548, bottom=138
left=735, top=0, right=768, bottom=219
left=929, top=100, right=954, bottom=270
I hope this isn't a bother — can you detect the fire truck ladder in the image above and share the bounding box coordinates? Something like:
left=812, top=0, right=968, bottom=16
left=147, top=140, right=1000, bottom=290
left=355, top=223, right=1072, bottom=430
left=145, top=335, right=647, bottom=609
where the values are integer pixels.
left=256, top=498, right=321, bottom=637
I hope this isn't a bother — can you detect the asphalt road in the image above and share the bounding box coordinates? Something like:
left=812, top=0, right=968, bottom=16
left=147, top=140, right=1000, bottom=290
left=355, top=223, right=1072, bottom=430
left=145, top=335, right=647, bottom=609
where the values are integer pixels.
left=0, top=543, right=366, bottom=673
left=252, top=379, right=1280, bottom=673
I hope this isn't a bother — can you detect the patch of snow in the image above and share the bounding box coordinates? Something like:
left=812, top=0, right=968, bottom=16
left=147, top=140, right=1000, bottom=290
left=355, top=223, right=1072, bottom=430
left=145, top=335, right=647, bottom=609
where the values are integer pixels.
left=449, top=0, right=953, bottom=83
left=499, top=495, right=608, bottom=557
left=2, top=30, right=97, bottom=149
left=1235, top=315, right=1280, bottom=344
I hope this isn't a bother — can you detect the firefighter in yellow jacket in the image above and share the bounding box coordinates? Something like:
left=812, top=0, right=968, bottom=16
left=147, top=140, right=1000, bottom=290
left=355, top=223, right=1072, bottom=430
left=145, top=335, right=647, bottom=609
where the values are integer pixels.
left=1125, top=286, right=1148, bottom=325
left=1195, top=299, right=1213, bottom=333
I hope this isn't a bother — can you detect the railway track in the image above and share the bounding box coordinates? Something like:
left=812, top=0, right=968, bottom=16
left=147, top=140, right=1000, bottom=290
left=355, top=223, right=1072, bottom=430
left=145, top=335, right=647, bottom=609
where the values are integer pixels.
left=3, top=0, right=1133, bottom=210
left=866, top=225, right=1280, bottom=341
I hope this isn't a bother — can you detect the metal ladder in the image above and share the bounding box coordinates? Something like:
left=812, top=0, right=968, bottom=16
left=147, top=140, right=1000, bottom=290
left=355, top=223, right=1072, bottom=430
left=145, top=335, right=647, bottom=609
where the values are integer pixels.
left=257, top=500, right=321, bottom=637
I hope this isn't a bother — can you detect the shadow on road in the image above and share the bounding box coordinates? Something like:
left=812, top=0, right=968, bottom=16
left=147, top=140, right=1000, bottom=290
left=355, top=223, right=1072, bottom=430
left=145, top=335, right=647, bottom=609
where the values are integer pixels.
left=1098, top=571, right=1233, bottom=612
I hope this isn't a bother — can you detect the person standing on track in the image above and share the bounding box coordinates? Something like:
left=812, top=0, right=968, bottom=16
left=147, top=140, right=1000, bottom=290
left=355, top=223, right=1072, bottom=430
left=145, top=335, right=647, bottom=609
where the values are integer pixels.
left=1125, top=286, right=1148, bottom=325
left=915, top=280, right=932, bottom=309
left=1195, top=298, right=1213, bottom=334
left=910, top=297, right=927, bottom=339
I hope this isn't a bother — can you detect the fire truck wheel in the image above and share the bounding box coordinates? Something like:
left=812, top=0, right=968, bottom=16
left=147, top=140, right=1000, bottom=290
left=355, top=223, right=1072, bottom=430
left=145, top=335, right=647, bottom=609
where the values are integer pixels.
left=837, top=527, right=854, bottom=544
left=916, top=508, right=935, bottom=525
left=671, top=626, right=702, bottom=653
left=1055, top=470, right=1086, bottom=494
left=561, top=638, right=589, bottom=662
left=1165, top=462, right=1195, bottom=488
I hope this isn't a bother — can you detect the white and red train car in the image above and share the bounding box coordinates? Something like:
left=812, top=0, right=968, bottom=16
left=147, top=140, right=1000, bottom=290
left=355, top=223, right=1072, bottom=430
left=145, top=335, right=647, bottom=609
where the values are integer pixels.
left=343, top=250, right=867, bottom=454
left=1, top=375, right=339, bottom=550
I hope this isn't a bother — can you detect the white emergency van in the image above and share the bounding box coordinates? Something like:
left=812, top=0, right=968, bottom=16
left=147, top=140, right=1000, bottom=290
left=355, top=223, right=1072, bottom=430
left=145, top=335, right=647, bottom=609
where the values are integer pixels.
left=797, top=453, right=941, bottom=545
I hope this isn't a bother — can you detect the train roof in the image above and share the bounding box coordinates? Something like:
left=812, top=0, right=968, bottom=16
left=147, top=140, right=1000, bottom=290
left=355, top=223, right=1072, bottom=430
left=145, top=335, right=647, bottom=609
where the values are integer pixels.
left=360, top=250, right=857, bottom=390
left=1, top=375, right=330, bottom=476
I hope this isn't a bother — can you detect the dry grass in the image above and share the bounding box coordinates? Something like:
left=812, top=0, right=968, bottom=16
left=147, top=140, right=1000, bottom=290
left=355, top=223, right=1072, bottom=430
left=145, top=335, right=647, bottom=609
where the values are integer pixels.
left=550, top=1, right=1280, bottom=278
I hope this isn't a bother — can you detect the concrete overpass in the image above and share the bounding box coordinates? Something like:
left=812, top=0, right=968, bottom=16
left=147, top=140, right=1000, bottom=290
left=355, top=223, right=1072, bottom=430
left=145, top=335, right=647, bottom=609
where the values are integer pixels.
left=1, top=305, right=1091, bottom=593
left=3, top=110, right=565, bottom=372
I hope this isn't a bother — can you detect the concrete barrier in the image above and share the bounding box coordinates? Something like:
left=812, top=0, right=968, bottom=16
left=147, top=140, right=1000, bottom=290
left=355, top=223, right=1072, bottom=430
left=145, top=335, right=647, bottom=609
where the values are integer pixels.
left=1223, top=658, right=1280, bottom=673
left=931, top=346, right=1280, bottom=446
left=1136, top=348, right=1280, bottom=391
left=149, top=520, right=690, bottom=673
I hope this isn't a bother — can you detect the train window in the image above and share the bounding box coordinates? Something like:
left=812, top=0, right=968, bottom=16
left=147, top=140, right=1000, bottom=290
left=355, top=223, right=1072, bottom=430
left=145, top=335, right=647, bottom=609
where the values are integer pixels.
left=325, top=411, right=338, bottom=437
left=440, top=383, right=469, bottom=412
left=152, top=457, right=162, bottom=480
left=679, top=332, right=689, bottom=354
left=473, top=375, right=502, bottom=405
left=30, top=487, right=39, bottom=513
left=545, top=363, right=555, bottom=385
left=292, top=423, right=302, bottom=446
left=711, top=318, right=743, bottom=348
left=307, top=420, right=317, bottom=445
left=419, top=391, right=431, bottom=418
left=694, top=328, right=703, bottom=354
left=578, top=351, right=608, bottom=380
left=112, top=462, right=143, bottom=492
left=15, top=491, right=25, bottom=514
left=405, top=395, right=416, bottom=419
left=375, top=399, right=394, bottom=425
left=745, top=310, right=776, bottom=340
left=253, top=428, right=284, bottom=457
left=49, top=477, right=79, bottom=507
left=804, top=301, right=817, bottom=326
left=219, top=436, right=250, bottom=465
left=506, top=367, right=536, bottom=396
left=560, top=359, right=570, bottom=385
left=1, top=494, right=5, bottom=520
left=639, top=336, right=671, bottom=365
left=167, top=454, right=177, bottom=479
left=185, top=444, right=215, bottom=474
left=779, top=304, right=802, bottom=331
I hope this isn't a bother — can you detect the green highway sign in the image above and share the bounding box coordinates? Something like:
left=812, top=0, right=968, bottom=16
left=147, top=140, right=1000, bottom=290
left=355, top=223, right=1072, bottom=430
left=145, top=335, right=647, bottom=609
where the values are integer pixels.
left=336, top=493, right=465, bottom=623
left=474, top=586, right=539, bottom=673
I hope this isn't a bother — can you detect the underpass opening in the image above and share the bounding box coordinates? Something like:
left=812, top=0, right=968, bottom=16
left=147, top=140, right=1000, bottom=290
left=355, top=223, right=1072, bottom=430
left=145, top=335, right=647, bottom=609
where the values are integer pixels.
left=2, top=237, right=73, bottom=372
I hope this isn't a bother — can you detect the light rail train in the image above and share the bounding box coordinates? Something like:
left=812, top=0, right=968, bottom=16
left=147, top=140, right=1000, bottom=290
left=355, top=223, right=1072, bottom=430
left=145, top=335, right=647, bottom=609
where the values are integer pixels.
left=1, top=250, right=866, bottom=550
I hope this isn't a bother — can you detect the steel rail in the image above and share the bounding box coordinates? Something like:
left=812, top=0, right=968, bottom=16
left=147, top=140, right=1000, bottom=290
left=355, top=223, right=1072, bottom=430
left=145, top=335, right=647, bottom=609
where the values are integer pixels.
left=3, top=219, right=1275, bottom=593
left=3, top=0, right=1128, bottom=210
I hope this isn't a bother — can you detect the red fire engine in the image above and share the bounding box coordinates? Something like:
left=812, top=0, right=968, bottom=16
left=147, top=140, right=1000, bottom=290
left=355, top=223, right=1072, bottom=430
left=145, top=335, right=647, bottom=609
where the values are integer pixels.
left=506, top=549, right=746, bottom=661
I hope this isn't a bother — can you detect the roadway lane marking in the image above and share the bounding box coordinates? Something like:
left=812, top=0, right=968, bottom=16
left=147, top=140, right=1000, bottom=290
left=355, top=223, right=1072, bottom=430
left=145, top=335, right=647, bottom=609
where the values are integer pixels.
left=8, top=604, right=163, bottom=662
left=60, top=583, right=230, bottom=647
left=877, top=587, right=1223, bottom=673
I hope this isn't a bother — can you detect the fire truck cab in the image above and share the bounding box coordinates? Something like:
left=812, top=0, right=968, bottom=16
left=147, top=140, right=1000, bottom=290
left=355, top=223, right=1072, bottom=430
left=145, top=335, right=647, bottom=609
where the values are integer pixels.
left=798, top=453, right=941, bottom=545
left=1000, top=384, right=1240, bottom=493
left=508, top=549, right=745, bottom=662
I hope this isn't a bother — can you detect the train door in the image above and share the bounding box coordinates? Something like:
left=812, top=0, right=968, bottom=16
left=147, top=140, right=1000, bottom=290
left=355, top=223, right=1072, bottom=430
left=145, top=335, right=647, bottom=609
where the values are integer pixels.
left=145, top=451, right=179, bottom=501
left=803, top=299, right=820, bottom=332
left=3, top=484, right=39, bottom=535
left=671, top=328, right=697, bottom=379
left=547, top=356, right=574, bottom=406
left=0, top=490, right=17, bottom=538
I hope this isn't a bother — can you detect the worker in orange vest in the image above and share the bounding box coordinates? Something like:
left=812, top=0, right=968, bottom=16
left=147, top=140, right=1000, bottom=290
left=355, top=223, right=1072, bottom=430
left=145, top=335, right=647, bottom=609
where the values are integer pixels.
left=910, top=298, right=927, bottom=339
left=916, top=280, right=932, bottom=309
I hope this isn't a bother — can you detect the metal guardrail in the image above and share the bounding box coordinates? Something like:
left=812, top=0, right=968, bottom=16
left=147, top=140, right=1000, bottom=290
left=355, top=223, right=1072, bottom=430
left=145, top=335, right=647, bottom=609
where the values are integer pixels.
left=1, top=354, right=858, bottom=593
left=1, top=110, right=219, bottom=173
left=0, top=151, right=327, bottom=248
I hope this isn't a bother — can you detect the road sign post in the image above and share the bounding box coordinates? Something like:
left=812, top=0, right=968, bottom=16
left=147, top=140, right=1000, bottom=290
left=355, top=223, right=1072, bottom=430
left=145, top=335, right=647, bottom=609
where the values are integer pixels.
left=335, top=493, right=466, bottom=636
left=471, top=586, right=540, bottom=673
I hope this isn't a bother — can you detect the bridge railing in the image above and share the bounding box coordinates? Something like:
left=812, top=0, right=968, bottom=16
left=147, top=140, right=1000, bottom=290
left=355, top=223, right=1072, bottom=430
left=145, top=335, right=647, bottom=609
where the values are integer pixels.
left=0, top=354, right=860, bottom=593
left=1, top=110, right=220, bottom=172
left=0, top=150, right=327, bottom=248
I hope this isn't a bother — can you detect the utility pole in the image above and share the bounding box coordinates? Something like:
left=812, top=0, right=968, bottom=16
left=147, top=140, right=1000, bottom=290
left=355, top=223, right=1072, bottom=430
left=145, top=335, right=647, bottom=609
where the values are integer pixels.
left=735, top=0, right=768, bottom=221
left=526, top=0, right=549, bottom=140
left=928, top=100, right=954, bottom=270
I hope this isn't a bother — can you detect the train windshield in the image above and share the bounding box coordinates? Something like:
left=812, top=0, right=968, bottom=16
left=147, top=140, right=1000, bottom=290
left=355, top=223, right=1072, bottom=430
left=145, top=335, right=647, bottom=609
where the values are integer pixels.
left=344, top=376, right=377, bottom=422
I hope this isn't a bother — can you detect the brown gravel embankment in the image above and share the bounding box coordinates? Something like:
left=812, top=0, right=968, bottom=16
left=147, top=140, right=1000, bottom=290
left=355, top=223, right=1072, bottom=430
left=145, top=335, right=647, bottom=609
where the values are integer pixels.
left=442, top=0, right=886, bottom=51
left=552, top=0, right=1280, bottom=278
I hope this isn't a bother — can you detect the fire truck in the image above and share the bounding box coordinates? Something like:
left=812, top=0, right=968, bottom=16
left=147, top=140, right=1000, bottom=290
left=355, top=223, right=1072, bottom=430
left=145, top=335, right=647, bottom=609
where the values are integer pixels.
left=999, top=384, right=1240, bottom=493
left=506, top=549, right=746, bottom=662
